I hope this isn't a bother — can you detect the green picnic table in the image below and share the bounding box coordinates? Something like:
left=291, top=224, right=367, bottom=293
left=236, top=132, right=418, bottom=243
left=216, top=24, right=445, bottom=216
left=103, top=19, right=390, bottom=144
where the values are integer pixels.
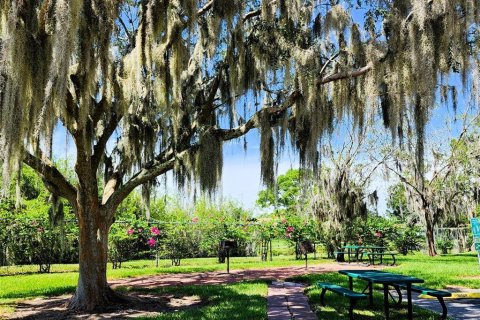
left=339, top=269, right=424, bottom=320
left=339, top=245, right=386, bottom=263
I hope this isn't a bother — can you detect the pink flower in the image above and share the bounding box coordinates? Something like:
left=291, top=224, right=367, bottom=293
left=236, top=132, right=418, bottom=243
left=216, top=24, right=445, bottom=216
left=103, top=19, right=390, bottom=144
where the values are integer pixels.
left=281, top=219, right=287, bottom=224
left=147, top=238, right=156, bottom=247
left=285, top=232, right=291, bottom=238
left=150, top=227, right=161, bottom=235
left=138, top=228, right=143, bottom=233
left=127, top=228, right=135, bottom=235
left=286, top=226, right=294, bottom=233
left=375, top=231, right=383, bottom=238
left=37, top=227, right=44, bottom=233
left=192, top=217, right=199, bottom=223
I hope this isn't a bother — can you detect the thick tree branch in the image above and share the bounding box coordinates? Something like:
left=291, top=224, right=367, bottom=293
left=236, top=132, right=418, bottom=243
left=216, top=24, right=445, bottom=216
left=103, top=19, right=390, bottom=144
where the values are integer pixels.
left=216, top=90, right=301, bottom=141
left=91, top=112, right=122, bottom=171
left=197, top=1, right=214, bottom=16
left=23, top=151, right=77, bottom=203
left=319, top=62, right=373, bottom=85
left=104, top=147, right=196, bottom=214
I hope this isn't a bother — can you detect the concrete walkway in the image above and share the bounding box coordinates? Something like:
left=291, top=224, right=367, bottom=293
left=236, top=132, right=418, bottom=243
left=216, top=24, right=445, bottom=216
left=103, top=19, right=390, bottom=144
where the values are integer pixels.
left=412, top=294, right=480, bottom=320
left=267, top=281, right=317, bottom=320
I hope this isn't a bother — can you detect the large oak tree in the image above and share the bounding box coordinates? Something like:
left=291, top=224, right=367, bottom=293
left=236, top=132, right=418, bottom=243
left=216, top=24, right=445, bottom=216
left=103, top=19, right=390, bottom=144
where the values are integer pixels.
left=1, top=0, right=479, bottom=311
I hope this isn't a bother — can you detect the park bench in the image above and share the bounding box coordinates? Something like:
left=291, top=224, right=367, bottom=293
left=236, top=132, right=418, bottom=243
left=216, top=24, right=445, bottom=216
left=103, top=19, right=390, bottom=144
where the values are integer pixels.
left=393, top=284, right=451, bottom=320
left=316, top=282, right=367, bottom=320
left=367, top=251, right=397, bottom=265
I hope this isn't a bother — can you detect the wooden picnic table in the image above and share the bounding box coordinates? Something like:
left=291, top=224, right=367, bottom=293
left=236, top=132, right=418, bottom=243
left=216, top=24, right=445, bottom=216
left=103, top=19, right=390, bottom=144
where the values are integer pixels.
left=339, top=269, right=424, bottom=320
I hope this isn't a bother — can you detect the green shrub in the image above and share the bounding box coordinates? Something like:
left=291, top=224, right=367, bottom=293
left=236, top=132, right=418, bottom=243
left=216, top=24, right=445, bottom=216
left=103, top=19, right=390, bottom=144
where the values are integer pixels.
left=437, top=236, right=454, bottom=254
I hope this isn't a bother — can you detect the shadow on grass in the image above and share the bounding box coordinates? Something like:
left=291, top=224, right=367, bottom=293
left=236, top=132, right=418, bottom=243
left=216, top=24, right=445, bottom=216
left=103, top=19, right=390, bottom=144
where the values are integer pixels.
left=131, top=280, right=268, bottom=320
left=0, top=286, right=77, bottom=300
left=9, top=281, right=268, bottom=320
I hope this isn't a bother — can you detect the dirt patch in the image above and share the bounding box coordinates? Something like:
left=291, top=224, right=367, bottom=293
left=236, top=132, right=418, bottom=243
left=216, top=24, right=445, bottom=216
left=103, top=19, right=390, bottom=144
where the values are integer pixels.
left=8, top=292, right=206, bottom=320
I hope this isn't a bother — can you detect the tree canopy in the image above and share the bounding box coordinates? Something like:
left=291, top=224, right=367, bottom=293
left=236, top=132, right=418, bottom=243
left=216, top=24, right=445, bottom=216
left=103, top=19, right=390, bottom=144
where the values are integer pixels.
left=0, top=0, right=479, bottom=311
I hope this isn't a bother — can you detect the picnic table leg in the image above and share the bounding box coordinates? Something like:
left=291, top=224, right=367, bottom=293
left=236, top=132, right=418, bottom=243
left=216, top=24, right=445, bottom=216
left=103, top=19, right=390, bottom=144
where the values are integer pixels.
left=369, top=282, right=373, bottom=306
left=438, top=297, right=448, bottom=320
left=348, top=248, right=351, bottom=263
left=407, top=283, right=413, bottom=320
left=383, top=284, right=390, bottom=319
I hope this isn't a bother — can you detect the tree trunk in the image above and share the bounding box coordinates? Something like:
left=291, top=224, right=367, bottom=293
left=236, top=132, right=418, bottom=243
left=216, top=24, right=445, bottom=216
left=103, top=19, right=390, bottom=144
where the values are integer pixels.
left=68, top=209, right=123, bottom=311
left=425, top=211, right=437, bottom=256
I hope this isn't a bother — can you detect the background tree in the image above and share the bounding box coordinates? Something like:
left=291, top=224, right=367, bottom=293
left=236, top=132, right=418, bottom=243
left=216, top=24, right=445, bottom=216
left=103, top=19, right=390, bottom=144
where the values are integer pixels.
left=257, top=169, right=313, bottom=212
left=387, top=183, right=416, bottom=223
left=1, top=0, right=479, bottom=311
left=379, top=113, right=480, bottom=255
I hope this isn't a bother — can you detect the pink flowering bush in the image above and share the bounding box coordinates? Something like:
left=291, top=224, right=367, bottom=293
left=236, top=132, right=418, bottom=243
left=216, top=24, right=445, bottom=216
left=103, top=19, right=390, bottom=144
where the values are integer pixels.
left=150, top=227, right=161, bottom=235
left=147, top=238, right=157, bottom=247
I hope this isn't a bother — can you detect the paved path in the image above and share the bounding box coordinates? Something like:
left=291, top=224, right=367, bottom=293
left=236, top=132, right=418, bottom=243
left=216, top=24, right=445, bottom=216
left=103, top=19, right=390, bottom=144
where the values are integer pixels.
left=412, top=294, right=480, bottom=320
left=267, top=281, right=317, bottom=320
left=110, top=263, right=375, bottom=289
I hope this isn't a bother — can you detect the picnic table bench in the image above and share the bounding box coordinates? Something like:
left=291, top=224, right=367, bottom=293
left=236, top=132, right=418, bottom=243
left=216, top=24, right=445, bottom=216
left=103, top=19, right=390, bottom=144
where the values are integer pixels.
left=393, top=283, right=451, bottom=320
left=336, top=245, right=387, bottom=264
left=367, top=251, right=397, bottom=266
left=316, top=282, right=367, bottom=320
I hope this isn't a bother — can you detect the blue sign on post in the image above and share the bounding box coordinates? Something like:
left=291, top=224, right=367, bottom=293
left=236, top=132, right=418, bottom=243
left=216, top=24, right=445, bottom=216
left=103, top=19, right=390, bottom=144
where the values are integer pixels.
left=471, top=218, right=480, bottom=268
left=471, top=218, right=480, bottom=237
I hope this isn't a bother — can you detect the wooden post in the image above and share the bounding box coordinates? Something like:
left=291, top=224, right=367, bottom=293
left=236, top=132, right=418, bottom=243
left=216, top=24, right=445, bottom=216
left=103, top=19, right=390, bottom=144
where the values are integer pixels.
left=269, top=239, right=272, bottom=261
left=227, top=248, right=230, bottom=273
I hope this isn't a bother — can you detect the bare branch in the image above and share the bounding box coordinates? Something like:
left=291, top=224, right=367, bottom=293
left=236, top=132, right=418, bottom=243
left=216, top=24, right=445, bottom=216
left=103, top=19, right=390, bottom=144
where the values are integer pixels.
left=216, top=90, right=301, bottom=141
left=319, top=62, right=373, bottom=85
left=197, top=0, right=214, bottom=16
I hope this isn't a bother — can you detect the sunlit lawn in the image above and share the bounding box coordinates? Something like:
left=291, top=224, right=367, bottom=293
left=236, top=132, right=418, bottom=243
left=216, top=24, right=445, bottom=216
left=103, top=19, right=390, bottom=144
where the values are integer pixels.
left=0, top=252, right=478, bottom=318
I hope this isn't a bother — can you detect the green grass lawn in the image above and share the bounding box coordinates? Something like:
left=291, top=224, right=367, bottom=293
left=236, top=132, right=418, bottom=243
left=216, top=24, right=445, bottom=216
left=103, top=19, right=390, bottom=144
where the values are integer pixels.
left=0, top=252, right=478, bottom=318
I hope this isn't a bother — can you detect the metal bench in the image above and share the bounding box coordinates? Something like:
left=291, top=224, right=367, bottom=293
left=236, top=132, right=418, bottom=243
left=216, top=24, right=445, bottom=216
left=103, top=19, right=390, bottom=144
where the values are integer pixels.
left=367, top=252, right=397, bottom=265
left=394, top=284, right=451, bottom=320
left=316, top=282, right=367, bottom=320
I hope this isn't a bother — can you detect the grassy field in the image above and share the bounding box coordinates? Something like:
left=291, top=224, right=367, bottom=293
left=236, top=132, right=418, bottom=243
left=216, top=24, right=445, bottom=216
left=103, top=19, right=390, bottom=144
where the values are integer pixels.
left=0, top=252, right=478, bottom=319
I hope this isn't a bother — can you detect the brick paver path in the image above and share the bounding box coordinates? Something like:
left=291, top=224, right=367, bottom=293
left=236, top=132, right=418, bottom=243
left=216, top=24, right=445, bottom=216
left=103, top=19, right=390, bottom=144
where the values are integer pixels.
left=268, top=281, right=317, bottom=320
left=110, top=263, right=376, bottom=289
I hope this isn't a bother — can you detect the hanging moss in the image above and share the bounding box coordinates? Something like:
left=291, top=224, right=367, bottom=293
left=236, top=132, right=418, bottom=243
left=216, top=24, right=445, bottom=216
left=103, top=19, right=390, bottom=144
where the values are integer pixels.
left=260, top=113, right=275, bottom=187
left=196, top=129, right=223, bottom=194
left=0, top=0, right=479, bottom=204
